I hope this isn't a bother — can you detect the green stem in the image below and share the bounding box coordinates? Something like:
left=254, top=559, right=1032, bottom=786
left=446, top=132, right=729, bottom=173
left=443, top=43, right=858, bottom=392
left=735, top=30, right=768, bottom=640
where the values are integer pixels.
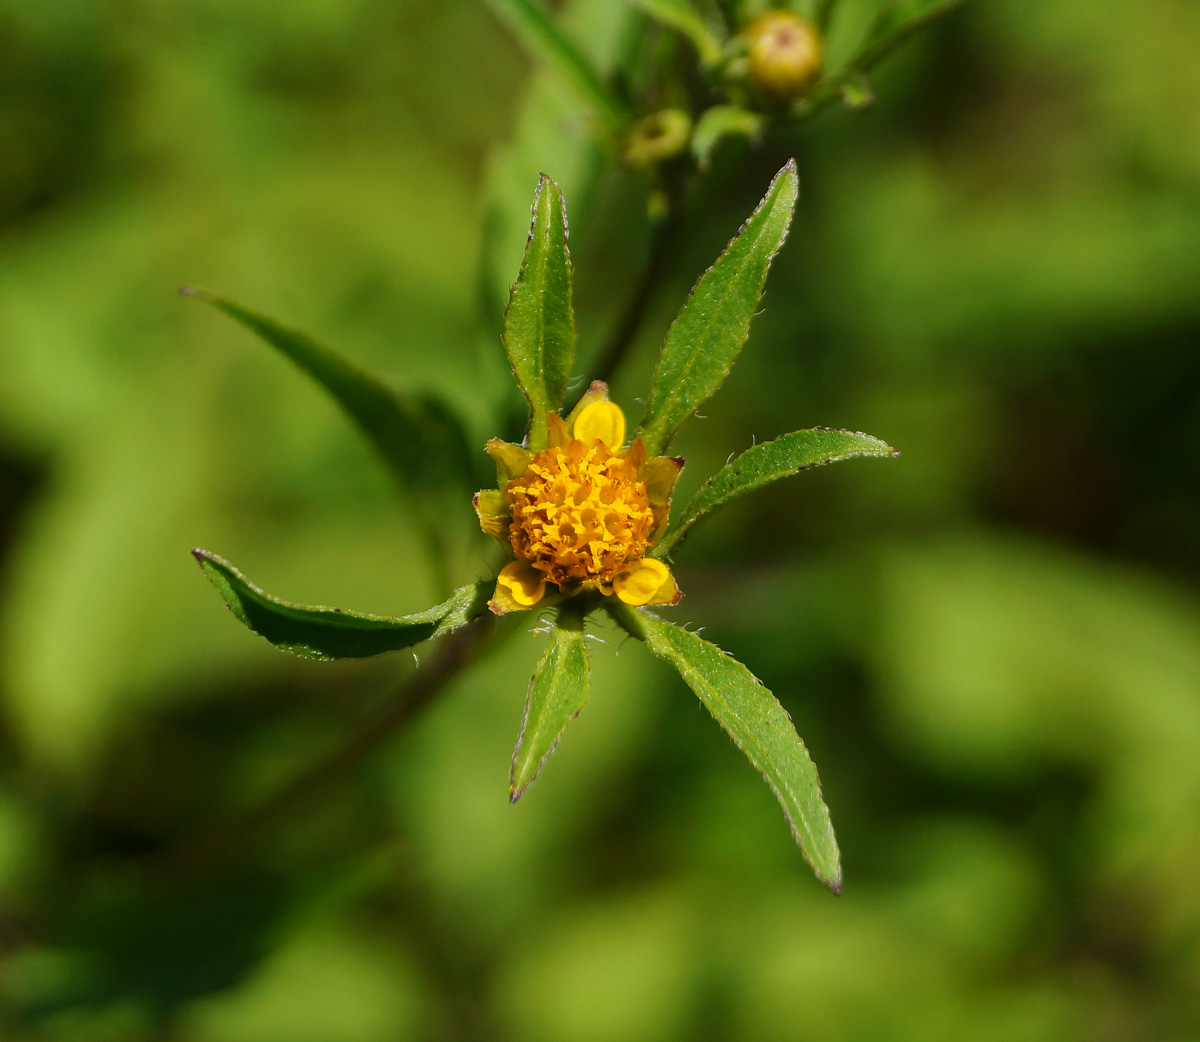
left=157, top=615, right=496, bottom=880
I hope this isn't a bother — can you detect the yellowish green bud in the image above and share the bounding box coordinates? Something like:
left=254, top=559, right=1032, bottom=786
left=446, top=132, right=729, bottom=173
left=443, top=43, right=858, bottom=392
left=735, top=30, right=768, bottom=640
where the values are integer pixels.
left=745, top=11, right=823, bottom=98
left=624, top=109, right=693, bottom=169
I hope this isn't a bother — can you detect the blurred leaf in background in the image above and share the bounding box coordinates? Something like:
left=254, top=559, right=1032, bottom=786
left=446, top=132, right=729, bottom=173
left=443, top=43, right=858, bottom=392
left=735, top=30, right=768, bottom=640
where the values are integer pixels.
left=0, top=0, right=1199, bottom=1039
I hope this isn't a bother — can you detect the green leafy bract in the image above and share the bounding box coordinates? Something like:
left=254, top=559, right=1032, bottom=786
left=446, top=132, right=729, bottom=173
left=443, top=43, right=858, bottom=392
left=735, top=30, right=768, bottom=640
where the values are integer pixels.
left=608, top=603, right=841, bottom=891
left=620, top=0, right=723, bottom=65
left=484, top=0, right=629, bottom=130
left=636, top=160, right=798, bottom=458
left=691, top=105, right=764, bottom=168
left=654, top=428, right=898, bottom=558
left=183, top=289, right=477, bottom=496
left=504, top=174, right=577, bottom=450
left=510, top=608, right=591, bottom=801
left=194, top=550, right=490, bottom=660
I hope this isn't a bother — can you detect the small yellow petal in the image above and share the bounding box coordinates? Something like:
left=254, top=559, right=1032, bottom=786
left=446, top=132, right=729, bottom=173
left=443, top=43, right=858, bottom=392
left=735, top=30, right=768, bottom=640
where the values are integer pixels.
left=490, top=560, right=547, bottom=614
left=564, top=380, right=611, bottom=434
left=546, top=413, right=570, bottom=448
left=622, top=436, right=646, bottom=473
left=574, top=400, right=626, bottom=450
left=613, top=557, right=677, bottom=607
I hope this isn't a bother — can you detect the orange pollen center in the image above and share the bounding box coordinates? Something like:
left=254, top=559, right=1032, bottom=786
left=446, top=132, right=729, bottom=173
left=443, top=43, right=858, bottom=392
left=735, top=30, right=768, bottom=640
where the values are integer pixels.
left=506, top=439, right=653, bottom=589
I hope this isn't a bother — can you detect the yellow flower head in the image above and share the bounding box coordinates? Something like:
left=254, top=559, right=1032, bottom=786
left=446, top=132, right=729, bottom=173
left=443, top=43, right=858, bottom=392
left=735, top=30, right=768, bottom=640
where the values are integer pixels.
left=475, top=383, right=683, bottom=614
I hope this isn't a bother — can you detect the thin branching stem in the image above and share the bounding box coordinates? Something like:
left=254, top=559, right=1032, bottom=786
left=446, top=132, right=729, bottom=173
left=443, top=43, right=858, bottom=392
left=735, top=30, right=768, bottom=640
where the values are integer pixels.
left=158, top=615, right=496, bottom=880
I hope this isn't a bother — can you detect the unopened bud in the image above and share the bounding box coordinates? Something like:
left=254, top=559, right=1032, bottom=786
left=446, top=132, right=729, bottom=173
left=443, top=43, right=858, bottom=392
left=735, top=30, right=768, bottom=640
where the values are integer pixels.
left=745, top=11, right=822, bottom=98
left=624, top=109, right=693, bottom=169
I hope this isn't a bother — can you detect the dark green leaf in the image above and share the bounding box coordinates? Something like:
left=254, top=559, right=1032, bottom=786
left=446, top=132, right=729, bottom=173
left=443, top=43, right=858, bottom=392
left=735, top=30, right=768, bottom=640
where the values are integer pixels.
left=654, top=428, right=898, bottom=558
left=608, top=603, right=841, bottom=891
left=182, top=288, right=478, bottom=495
left=503, top=175, right=577, bottom=449
left=484, top=0, right=629, bottom=130
left=510, top=607, right=590, bottom=801
left=620, top=0, right=724, bottom=65
left=636, top=161, right=799, bottom=458
left=194, top=549, right=491, bottom=660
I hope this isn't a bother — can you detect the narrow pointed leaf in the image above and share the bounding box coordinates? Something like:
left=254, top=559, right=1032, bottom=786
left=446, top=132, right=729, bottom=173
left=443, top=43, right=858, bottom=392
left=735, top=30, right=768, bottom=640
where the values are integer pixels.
left=654, top=428, right=898, bottom=558
left=194, top=549, right=490, bottom=660
left=182, top=288, right=478, bottom=494
left=504, top=175, right=576, bottom=449
left=619, top=0, right=724, bottom=65
left=637, top=161, right=799, bottom=458
left=484, top=0, right=628, bottom=130
left=510, top=609, right=590, bottom=801
left=608, top=603, right=841, bottom=891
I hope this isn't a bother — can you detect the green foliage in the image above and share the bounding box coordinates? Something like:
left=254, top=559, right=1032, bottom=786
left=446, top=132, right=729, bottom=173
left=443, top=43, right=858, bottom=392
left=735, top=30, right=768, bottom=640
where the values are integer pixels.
left=483, top=0, right=629, bottom=130
left=608, top=602, right=841, bottom=890
left=619, top=0, right=724, bottom=66
left=655, top=428, right=897, bottom=557
left=637, top=161, right=799, bottom=457
left=194, top=550, right=491, bottom=660
left=4, top=0, right=1199, bottom=1038
left=691, top=105, right=764, bottom=168
left=510, top=606, right=591, bottom=800
left=184, top=288, right=477, bottom=498
left=502, top=174, right=577, bottom=450
left=848, top=0, right=964, bottom=76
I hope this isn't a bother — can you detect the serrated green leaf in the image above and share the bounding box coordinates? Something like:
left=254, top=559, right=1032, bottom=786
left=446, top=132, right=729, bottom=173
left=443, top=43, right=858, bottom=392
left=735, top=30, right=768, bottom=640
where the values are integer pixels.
left=182, top=288, right=478, bottom=495
left=691, top=105, right=764, bottom=168
left=194, top=549, right=491, bottom=660
left=619, top=0, right=724, bottom=65
left=484, top=0, right=629, bottom=130
left=654, top=428, right=898, bottom=558
left=504, top=174, right=577, bottom=450
left=637, top=161, right=799, bottom=458
left=608, top=603, right=841, bottom=890
left=510, top=607, right=590, bottom=801
left=850, top=0, right=962, bottom=73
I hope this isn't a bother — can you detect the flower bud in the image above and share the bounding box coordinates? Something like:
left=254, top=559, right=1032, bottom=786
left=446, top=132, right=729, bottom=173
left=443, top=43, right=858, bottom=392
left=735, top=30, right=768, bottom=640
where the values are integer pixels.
left=624, top=109, right=693, bottom=170
left=745, top=11, right=822, bottom=98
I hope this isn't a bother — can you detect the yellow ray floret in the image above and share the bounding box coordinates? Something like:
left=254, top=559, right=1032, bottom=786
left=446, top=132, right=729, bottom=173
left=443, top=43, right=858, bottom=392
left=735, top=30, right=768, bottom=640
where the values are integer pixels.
left=480, top=391, right=682, bottom=614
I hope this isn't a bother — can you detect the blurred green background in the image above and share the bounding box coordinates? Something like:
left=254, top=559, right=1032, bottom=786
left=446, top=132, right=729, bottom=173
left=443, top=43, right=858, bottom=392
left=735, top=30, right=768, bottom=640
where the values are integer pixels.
left=1, top=0, right=1198, bottom=1039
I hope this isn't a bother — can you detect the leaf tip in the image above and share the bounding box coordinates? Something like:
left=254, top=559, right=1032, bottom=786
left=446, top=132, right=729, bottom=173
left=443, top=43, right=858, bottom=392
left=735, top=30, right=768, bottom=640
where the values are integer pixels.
left=191, top=547, right=211, bottom=565
left=828, top=876, right=843, bottom=896
left=178, top=285, right=215, bottom=302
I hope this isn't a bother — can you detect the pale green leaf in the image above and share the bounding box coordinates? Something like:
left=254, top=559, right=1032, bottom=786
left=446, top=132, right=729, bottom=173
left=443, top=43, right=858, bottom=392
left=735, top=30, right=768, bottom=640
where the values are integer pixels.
left=608, top=603, right=841, bottom=890
left=182, top=288, right=477, bottom=495
left=510, top=608, right=591, bottom=801
left=194, top=549, right=491, bottom=660
left=691, top=105, right=764, bottom=168
left=504, top=174, right=577, bottom=450
left=620, top=0, right=724, bottom=65
left=654, top=428, right=898, bottom=558
left=484, top=0, right=629, bottom=130
left=636, top=161, right=799, bottom=458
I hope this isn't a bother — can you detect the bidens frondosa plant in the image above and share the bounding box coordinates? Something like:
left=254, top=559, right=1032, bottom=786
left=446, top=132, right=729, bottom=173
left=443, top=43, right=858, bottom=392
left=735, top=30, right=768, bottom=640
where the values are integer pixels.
left=190, top=162, right=896, bottom=891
